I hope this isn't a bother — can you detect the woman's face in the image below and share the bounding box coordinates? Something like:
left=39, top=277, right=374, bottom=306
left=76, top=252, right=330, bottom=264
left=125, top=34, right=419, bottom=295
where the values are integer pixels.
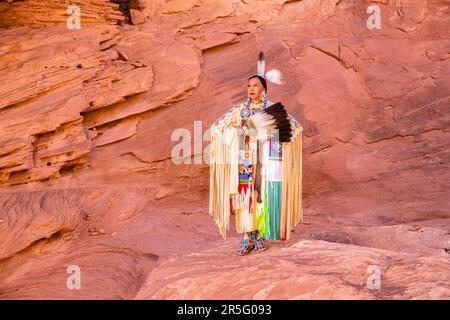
left=247, top=77, right=265, bottom=101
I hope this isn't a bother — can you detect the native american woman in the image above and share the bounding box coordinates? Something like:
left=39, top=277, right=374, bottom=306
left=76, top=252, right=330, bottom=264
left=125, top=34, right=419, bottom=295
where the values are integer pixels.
left=209, top=53, right=304, bottom=255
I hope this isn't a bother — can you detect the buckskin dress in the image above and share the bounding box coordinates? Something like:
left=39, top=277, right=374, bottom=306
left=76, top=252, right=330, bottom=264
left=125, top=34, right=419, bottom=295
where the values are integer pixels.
left=209, top=95, right=304, bottom=240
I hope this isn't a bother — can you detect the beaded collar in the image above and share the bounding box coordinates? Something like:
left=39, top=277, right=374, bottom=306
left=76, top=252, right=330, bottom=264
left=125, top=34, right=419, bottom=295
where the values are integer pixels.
left=240, top=92, right=268, bottom=136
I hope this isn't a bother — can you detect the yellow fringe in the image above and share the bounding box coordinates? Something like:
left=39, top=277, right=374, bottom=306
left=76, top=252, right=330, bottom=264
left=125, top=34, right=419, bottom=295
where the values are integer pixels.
left=280, top=129, right=303, bottom=240
left=209, top=123, right=239, bottom=238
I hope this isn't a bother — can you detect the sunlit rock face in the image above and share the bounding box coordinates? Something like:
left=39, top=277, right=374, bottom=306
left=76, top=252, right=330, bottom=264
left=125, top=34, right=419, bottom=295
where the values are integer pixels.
left=0, top=0, right=449, bottom=299
left=0, top=0, right=124, bottom=27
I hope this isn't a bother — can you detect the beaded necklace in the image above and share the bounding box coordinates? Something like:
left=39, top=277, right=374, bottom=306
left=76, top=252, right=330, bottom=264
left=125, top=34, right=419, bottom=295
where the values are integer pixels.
left=240, top=91, right=268, bottom=137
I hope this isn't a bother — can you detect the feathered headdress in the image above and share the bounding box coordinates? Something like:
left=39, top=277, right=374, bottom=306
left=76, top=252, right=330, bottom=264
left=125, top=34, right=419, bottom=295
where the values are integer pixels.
left=248, top=51, right=292, bottom=142
left=253, top=51, right=286, bottom=85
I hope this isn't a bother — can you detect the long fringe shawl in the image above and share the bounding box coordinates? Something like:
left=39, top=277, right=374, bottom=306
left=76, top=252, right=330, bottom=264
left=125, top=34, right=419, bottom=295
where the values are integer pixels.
left=279, top=128, right=304, bottom=240
left=257, top=132, right=303, bottom=240
left=209, top=124, right=239, bottom=239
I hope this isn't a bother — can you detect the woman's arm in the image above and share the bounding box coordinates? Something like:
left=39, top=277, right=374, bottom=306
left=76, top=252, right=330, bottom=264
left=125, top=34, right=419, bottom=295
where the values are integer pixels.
left=212, top=104, right=244, bottom=144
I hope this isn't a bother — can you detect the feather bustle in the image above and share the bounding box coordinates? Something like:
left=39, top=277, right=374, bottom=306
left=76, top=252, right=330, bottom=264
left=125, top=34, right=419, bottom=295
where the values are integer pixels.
left=249, top=102, right=293, bottom=142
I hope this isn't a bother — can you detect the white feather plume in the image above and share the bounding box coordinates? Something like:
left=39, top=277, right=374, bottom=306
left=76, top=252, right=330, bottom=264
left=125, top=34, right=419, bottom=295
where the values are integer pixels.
left=265, top=69, right=285, bottom=85
left=257, top=51, right=265, bottom=77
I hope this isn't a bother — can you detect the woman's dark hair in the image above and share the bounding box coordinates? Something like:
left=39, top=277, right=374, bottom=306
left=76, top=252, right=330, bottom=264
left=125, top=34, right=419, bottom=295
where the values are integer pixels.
left=248, top=75, right=267, bottom=92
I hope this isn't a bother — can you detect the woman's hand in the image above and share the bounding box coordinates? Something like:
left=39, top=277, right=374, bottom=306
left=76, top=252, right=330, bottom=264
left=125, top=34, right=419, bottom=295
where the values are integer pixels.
left=236, top=124, right=252, bottom=137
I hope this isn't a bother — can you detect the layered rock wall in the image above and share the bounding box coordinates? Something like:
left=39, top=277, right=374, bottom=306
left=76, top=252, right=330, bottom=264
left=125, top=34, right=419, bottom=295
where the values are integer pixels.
left=0, top=0, right=449, bottom=299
